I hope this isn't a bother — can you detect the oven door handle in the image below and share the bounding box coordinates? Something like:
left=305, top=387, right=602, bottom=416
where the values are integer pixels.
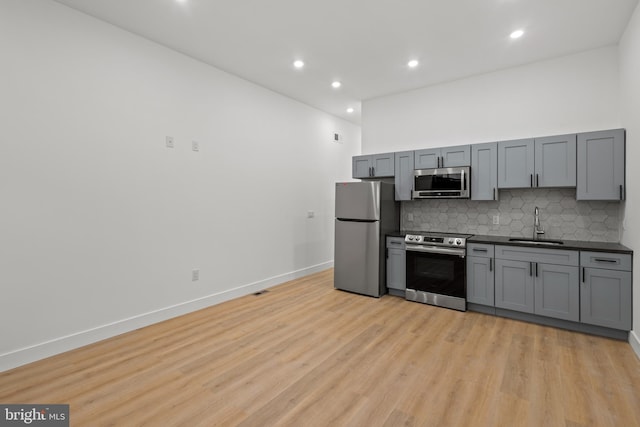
left=405, top=244, right=465, bottom=257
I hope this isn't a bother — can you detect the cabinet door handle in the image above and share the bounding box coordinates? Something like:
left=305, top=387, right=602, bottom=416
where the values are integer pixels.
left=620, top=185, right=624, bottom=200
left=536, top=174, right=539, bottom=187
left=385, top=248, right=388, bottom=259
left=529, top=262, right=533, bottom=276
left=593, top=258, right=617, bottom=264
left=582, top=267, right=585, bottom=283
left=372, top=166, right=375, bottom=176
left=530, top=174, right=533, bottom=187
left=493, top=188, right=496, bottom=200
left=489, top=258, right=493, bottom=272
left=472, top=248, right=488, bottom=252
left=535, top=263, right=538, bottom=277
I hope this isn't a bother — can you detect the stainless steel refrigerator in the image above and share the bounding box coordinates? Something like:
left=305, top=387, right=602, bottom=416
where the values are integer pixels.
left=334, top=181, right=399, bottom=297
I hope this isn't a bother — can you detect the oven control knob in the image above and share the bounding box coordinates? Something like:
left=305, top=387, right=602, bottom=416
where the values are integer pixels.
left=408, top=236, right=414, bottom=241
left=448, top=238, right=454, bottom=245
left=455, top=238, right=462, bottom=245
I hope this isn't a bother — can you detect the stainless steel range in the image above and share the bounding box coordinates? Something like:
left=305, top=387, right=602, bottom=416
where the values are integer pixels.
left=404, top=231, right=471, bottom=311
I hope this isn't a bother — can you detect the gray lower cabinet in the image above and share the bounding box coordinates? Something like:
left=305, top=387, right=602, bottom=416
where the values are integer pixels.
left=471, top=142, right=498, bottom=200
left=414, top=145, right=470, bottom=169
left=495, top=259, right=535, bottom=313
left=494, top=245, right=580, bottom=321
left=386, top=237, right=406, bottom=291
left=466, top=243, right=495, bottom=306
left=576, top=129, right=625, bottom=200
left=580, top=251, right=632, bottom=330
left=352, top=153, right=395, bottom=178
left=394, top=151, right=414, bottom=201
left=534, top=263, right=579, bottom=322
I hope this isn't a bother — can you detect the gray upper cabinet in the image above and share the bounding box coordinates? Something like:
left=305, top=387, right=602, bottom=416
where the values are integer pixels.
left=535, top=134, right=576, bottom=187
left=415, top=145, right=470, bottom=169
left=352, top=153, right=395, bottom=178
left=580, top=251, right=632, bottom=330
left=471, top=142, right=498, bottom=200
left=497, top=139, right=534, bottom=188
left=353, top=156, right=372, bottom=178
left=576, top=129, right=625, bottom=200
left=498, top=135, right=577, bottom=189
left=442, top=145, right=471, bottom=167
left=394, top=151, right=414, bottom=201
left=414, top=148, right=440, bottom=169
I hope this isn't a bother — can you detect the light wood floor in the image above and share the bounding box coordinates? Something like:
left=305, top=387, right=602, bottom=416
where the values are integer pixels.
left=1, top=269, right=639, bottom=426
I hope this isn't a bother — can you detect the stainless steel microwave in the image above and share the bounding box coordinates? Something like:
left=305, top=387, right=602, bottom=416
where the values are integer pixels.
left=413, top=166, right=470, bottom=199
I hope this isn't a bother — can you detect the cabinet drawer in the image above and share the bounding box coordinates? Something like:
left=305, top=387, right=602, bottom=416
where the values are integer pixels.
left=580, top=252, right=631, bottom=271
left=467, top=243, right=494, bottom=258
left=386, top=236, right=406, bottom=249
left=495, top=245, right=579, bottom=266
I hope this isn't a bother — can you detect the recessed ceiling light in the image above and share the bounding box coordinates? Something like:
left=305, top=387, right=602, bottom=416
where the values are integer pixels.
left=175, top=0, right=187, bottom=3
left=408, top=60, right=419, bottom=68
left=510, top=29, right=524, bottom=39
left=332, top=81, right=342, bottom=89
left=293, top=60, right=304, bottom=69
left=346, top=108, right=354, bottom=113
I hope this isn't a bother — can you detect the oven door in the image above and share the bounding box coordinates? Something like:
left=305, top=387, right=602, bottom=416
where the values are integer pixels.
left=405, top=246, right=466, bottom=299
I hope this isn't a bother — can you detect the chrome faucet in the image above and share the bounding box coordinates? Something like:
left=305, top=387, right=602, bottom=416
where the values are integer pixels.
left=533, top=206, right=545, bottom=240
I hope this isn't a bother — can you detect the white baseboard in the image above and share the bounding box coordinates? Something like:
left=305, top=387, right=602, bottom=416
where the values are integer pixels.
left=630, top=330, right=640, bottom=361
left=0, top=261, right=333, bottom=373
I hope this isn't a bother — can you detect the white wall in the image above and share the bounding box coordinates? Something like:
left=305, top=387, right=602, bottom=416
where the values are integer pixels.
left=363, top=47, right=621, bottom=153
left=619, top=2, right=640, bottom=359
left=0, top=0, right=360, bottom=371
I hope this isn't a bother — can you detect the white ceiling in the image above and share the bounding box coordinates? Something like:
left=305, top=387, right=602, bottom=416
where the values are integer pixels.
left=52, top=0, right=638, bottom=125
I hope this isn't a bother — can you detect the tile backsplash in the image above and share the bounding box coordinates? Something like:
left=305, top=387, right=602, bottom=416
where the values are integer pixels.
left=402, top=188, right=621, bottom=242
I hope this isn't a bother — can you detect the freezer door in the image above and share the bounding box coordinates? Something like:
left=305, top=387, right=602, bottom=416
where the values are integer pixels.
left=334, top=219, right=381, bottom=297
left=335, top=182, right=380, bottom=221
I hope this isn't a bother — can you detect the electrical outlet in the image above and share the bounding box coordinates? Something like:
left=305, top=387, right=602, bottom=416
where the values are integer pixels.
left=192, top=269, right=199, bottom=281
left=333, top=132, right=342, bottom=144
left=307, top=210, right=315, bottom=218
left=166, top=136, right=174, bottom=148
left=192, top=140, right=199, bottom=152
left=493, top=215, right=500, bottom=225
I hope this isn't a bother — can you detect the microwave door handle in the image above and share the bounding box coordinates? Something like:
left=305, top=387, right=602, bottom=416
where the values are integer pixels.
left=461, top=169, right=466, bottom=190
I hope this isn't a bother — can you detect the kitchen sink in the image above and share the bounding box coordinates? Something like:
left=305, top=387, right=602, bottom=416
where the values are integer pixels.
left=508, top=238, right=564, bottom=246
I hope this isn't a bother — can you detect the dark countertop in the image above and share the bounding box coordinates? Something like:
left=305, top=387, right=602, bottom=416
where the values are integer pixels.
left=468, top=234, right=632, bottom=254
left=386, top=231, right=632, bottom=254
